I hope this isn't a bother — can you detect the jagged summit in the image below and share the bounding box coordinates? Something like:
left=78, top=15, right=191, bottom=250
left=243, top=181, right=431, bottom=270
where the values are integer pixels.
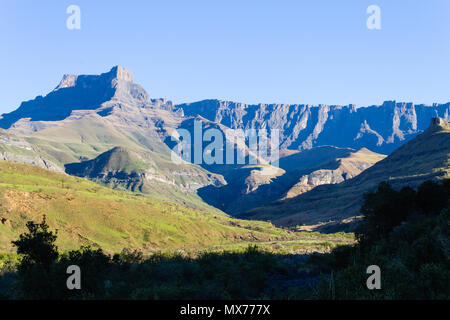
left=55, top=74, right=78, bottom=90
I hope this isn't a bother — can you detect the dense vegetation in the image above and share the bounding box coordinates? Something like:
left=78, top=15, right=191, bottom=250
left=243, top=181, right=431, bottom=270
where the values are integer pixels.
left=0, top=179, right=448, bottom=300
left=311, top=179, right=450, bottom=299
left=0, top=221, right=315, bottom=299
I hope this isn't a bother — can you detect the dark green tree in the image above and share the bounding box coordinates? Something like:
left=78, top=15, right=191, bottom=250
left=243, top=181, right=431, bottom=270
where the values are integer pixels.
left=358, top=182, right=416, bottom=246
left=416, top=180, right=449, bottom=215
left=314, top=179, right=450, bottom=299
left=11, top=216, right=60, bottom=299
left=12, top=215, right=58, bottom=270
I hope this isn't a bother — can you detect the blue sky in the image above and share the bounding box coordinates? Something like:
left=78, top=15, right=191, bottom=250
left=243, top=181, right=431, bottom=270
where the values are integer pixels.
left=1, top=0, right=449, bottom=114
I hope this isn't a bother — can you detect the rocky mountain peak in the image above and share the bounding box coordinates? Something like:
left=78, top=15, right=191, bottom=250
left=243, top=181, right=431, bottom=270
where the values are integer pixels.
left=110, top=65, right=134, bottom=83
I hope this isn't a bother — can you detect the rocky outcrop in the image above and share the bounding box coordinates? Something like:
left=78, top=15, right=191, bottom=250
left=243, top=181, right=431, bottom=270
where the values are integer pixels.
left=283, top=148, right=386, bottom=198
left=0, top=129, right=63, bottom=173
left=0, top=217, right=11, bottom=228
left=0, top=152, right=63, bottom=173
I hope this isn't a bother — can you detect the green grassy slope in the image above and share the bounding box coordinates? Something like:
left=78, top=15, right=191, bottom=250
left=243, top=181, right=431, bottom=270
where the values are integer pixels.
left=65, top=146, right=149, bottom=177
left=0, top=161, right=353, bottom=254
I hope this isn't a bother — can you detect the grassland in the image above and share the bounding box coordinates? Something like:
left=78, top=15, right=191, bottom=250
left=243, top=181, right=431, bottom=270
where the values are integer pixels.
left=0, top=161, right=354, bottom=254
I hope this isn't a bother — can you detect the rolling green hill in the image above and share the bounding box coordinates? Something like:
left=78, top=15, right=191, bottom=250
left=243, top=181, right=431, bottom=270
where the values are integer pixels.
left=0, top=161, right=353, bottom=254
left=64, top=145, right=226, bottom=211
left=65, top=146, right=149, bottom=177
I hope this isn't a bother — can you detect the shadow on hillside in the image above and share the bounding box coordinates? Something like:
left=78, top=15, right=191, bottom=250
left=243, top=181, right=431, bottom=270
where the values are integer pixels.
left=0, top=246, right=327, bottom=300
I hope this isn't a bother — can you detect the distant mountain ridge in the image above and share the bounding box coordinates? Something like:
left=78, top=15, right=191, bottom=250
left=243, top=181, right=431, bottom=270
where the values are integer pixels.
left=177, top=99, right=450, bottom=153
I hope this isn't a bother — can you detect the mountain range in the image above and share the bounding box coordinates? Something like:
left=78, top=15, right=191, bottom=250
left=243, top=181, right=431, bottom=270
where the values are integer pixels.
left=177, top=99, right=450, bottom=154
left=0, top=66, right=449, bottom=237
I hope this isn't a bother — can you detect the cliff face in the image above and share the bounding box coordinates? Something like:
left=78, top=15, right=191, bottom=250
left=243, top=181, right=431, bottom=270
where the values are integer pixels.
left=178, top=100, right=450, bottom=154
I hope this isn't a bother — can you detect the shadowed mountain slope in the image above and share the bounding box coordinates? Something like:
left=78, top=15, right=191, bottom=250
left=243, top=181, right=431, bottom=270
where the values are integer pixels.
left=241, top=118, right=450, bottom=231
left=198, top=146, right=385, bottom=215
